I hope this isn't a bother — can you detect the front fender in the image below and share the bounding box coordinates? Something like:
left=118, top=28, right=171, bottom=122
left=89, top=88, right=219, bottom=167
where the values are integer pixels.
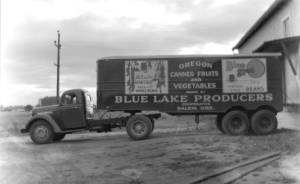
left=24, top=114, right=62, bottom=133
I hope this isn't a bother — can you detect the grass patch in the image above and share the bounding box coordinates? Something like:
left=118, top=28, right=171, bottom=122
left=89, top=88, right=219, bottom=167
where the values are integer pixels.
left=281, top=176, right=297, bottom=184
left=231, top=129, right=300, bottom=155
left=171, top=153, right=213, bottom=162
left=0, top=111, right=30, bottom=137
left=253, top=173, right=260, bottom=177
left=202, top=145, right=229, bottom=153
left=164, top=152, right=230, bottom=171
left=271, top=176, right=297, bottom=184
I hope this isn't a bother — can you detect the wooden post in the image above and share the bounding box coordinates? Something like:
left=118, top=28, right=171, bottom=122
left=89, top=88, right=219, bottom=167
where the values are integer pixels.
left=54, top=31, right=61, bottom=104
left=281, top=42, right=300, bottom=89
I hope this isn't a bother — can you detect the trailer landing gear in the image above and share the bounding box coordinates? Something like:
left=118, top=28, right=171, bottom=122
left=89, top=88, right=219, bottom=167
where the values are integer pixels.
left=215, top=115, right=225, bottom=133
left=195, top=115, right=200, bottom=131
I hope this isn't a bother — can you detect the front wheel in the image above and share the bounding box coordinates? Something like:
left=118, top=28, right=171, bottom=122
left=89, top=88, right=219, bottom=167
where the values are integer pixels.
left=126, top=115, right=153, bottom=140
left=251, top=110, right=278, bottom=135
left=222, top=111, right=250, bottom=135
left=30, top=120, right=54, bottom=144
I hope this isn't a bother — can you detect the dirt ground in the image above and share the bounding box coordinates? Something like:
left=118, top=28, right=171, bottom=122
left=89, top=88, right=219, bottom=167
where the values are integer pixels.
left=1, top=118, right=300, bottom=184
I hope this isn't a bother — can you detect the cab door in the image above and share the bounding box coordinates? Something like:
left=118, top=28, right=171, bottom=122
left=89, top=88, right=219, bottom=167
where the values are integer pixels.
left=59, top=93, right=86, bottom=129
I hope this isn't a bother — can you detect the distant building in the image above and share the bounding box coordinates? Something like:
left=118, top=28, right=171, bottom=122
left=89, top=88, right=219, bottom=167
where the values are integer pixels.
left=16, top=109, right=25, bottom=112
left=233, top=0, right=300, bottom=112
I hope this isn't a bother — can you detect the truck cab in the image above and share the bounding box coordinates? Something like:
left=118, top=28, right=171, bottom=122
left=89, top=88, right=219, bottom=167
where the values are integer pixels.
left=21, top=89, right=95, bottom=144
left=22, top=88, right=160, bottom=144
left=58, top=89, right=95, bottom=129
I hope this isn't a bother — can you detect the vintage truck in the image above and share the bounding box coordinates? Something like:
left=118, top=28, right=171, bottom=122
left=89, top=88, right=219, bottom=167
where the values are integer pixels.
left=21, top=53, right=283, bottom=144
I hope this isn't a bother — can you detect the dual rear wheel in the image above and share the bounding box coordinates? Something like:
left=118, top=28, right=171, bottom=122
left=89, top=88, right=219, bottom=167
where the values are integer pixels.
left=250, top=110, right=278, bottom=135
left=215, top=110, right=278, bottom=135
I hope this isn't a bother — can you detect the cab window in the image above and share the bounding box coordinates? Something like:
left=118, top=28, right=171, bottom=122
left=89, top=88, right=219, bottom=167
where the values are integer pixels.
left=72, top=97, right=77, bottom=104
left=63, top=94, right=77, bottom=105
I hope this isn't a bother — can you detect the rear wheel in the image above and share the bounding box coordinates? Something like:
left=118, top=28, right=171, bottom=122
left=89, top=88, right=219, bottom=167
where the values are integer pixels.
left=126, top=115, right=153, bottom=140
left=215, top=115, right=225, bottom=133
left=251, top=110, right=278, bottom=135
left=30, top=120, right=54, bottom=144
left=52, top=133, right=66, bottom=142
left=222, top=111, right=250, bottom=135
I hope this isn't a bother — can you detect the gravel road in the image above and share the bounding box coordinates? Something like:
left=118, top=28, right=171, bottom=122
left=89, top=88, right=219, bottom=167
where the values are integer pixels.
left=0, top=126, right=299, bottom=184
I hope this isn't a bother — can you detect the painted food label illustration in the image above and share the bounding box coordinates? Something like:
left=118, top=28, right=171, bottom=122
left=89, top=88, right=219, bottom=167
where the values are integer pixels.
left=125, top=60, right=169, bottom=94
left=222, top=58, right=267, bottom=93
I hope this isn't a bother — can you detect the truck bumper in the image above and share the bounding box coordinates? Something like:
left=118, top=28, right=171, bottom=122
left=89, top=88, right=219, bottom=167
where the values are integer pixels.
left=20, top=129, right=28, bottom=133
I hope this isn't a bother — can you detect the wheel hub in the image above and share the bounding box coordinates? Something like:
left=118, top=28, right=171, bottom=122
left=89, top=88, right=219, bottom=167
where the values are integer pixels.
left=231, top=118, right=242, bottom=130
left=136, top=124, right=143, bottom=131
left=259, top=117, right=271, bottom=129
left=34, top=126, right=48, bottom=139
left=132, top=121, right=145, bottom=134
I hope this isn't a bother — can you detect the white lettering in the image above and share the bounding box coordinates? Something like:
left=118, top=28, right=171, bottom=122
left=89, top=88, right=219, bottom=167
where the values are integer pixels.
left=257, top=94, right=264, bottom=101
left=266, top=94, right=273, bottom=101
left=179, top=61, right=213, bottom=69
left=170, top=71, right=194, bottom=77
left=249, top=94, right=255, bottom=101
left=115, top=94, right=274, bottom=104
left=240, top=94, right=247, bottom=102
left=181, top=95, right=188, bottom=102
left=212, top=95, right=221, bottom=102
left=124, top=96, right=132, bottom=103
left=222, top=95, right=230, bottom=102
left=203, top=95, right=211, bottom=102
left=132, top=96, right=139, bottom=103
left=115, top=96, right=122, bottom=103
left=154, top=96, right=161, bottom=103
left=141, top=96, right=148, bottom=103
left=194, top=95, right=202, bottom=102
left=161, top=96, right=170, bottom=103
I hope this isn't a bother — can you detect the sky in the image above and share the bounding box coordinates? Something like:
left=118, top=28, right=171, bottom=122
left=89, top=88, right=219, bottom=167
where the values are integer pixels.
left=0, top=0, right=275, bottom=106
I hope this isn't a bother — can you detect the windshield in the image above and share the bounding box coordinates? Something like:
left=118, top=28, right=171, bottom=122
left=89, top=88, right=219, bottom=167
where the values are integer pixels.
left=85, top=93, right=94, bottom=106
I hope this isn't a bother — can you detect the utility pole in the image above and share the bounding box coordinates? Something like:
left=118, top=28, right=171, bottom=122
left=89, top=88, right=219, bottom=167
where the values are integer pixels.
left=54, top=30, right=61, bottom=104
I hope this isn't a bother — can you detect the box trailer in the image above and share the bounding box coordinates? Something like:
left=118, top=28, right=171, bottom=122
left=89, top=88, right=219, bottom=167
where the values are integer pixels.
left=21, top=54, right=282, bottom=144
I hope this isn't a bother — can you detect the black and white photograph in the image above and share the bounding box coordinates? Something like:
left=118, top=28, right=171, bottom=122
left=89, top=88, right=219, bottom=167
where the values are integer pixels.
left=1, top=0, right=300, bottom=183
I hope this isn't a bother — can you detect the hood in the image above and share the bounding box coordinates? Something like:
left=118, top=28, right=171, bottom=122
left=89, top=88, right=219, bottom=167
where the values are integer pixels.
left=32, top=104, right=60, bottom=113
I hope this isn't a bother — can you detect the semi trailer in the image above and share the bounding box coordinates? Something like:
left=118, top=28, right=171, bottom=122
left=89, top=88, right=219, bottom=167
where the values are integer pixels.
left=21, top=53, right=283, bottom=144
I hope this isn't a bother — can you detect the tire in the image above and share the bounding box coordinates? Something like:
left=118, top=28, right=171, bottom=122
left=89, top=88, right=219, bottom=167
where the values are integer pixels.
left=222, top=111, right=250, bottom=135
left=215, top=115, right=225, bottom=133
left=52, top=133, right=66, bottom=142
left=251, top=110, right=278, bottom=135
left=30, top=120, right=54, bottom=144
left=126, top=115, right=153, bottom=140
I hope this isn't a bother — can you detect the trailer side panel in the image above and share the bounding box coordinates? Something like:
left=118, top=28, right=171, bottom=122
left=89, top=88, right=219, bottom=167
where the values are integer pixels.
left=97, top=54, right=282, bottom=114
